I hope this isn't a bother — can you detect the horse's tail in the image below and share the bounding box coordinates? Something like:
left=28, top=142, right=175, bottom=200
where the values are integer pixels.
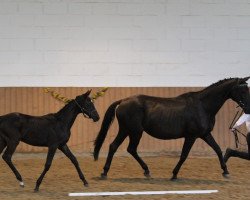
left=94, top=99, right=122, bottom=160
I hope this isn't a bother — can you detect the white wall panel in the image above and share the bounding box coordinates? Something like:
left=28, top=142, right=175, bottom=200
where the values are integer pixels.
left=0, top=0, right=249, bottom=87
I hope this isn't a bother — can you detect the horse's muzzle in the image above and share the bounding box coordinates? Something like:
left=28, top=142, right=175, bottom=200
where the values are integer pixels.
left=242, top=104, right=250, bottom=114
left=91, top=111, right=100, bottom=122
left=244, top=107, right=250, bottom=114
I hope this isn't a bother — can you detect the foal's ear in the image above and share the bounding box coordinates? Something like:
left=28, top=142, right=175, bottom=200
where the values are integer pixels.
left=84, top=89, right=92, bottom=97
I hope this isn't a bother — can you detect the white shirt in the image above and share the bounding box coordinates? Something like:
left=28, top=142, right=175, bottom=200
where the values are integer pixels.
left=233, top=113, right=250, bottom=132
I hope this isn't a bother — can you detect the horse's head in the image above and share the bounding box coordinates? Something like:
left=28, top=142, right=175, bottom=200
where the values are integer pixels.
left=229, top=76, right=250, bottom=114
left=75, top=90, right=100, bottom=122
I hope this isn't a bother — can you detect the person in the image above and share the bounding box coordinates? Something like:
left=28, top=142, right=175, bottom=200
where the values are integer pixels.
left=224, top=113, right=250, bottom=162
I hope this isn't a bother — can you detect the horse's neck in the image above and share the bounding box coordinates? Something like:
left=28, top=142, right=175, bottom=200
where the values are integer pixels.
left=199, top=83, right=233, bottom=115
left=55, top=101, right=79, bottom=129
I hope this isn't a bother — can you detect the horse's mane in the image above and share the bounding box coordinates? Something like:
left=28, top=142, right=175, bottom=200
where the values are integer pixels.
left=54, top=99, right=74, bottom=119
left=177, top=78, right=238, bottom=99
left=202, top=77, right=237, bottom=92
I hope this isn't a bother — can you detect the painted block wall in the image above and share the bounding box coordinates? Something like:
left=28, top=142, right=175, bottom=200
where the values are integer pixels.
left=0, top=0, right=249, bottom=87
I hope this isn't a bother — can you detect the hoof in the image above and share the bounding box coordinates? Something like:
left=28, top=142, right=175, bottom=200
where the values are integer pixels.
left=34, top=188, right=39, bottom=192
left=222, top=172, right=230, bottom=179
left=19, top=182, right=25, bottom=188
left=100, top=173, right=107, bottom=180
left=84, top=183, right=89, bottom=187
left=144, top=172, right=151, bottom=178
left=170, top=176, right=178, bottom=181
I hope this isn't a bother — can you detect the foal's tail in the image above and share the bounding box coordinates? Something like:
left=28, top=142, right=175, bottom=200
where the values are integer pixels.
left=94, top=100, right=122, bottom=160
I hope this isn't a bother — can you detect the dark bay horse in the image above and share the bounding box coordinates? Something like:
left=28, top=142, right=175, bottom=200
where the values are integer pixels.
left=0, top=90, right=99, bottom=191
left=94, top=77, right=250, bottom=180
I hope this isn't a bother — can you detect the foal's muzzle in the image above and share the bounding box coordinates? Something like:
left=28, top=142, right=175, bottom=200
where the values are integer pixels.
left=91, top=110, right=100, bottom=122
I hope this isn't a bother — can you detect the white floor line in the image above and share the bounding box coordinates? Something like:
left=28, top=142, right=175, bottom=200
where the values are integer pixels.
left=68, top=190, right=218, bottom=197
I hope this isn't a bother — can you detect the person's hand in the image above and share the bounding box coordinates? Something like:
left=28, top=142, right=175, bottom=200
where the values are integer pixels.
left=230, top=128, right=236, bottom=132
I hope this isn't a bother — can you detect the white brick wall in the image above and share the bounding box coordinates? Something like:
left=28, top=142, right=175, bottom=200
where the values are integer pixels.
left=0, top=0, right=249, bottom=87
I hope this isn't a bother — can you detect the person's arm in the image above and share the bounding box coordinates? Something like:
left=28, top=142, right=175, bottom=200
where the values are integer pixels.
left=232, top=114, right=250, bottom=129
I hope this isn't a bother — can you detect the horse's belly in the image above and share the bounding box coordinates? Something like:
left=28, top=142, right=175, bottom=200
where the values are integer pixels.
left=21, top=132, right=49, bottom=146
left=146, top=131, right=183, bottom=140
left=143, top=108, right=186, bottom=139
left=21, top=137, right=48, bottom=146
left=144, top=126, right=184, bottom=140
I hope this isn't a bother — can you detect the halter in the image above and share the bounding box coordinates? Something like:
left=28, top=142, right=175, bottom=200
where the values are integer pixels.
left=229, top=108, right=247, bottom=148
left=237, top=100, right=245, bottom=108
left=229, top=83, right=248, bottom=111
left=229, top=82, right=249, bottom=148
left=74, top=99, right=91, bottom=119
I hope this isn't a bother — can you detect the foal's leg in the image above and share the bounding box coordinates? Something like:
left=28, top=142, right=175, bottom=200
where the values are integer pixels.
left=101, top=128, right=128, bottom=178
left=224, top=133, right=250, bottom=162
left=34, top=146, right=57, bottom=191
left=202, top=133, right=229, bottom=177
left=59, top=145, right=88, bottom=186
left=2, top=141, right=24, bottom=187
left=171, top=137, right=196, bottom=180
left=127, top=132, right=150, bottom=177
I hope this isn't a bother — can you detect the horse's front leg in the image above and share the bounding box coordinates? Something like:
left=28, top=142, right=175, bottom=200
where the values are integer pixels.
left=59, top=144, right=88, bottom=187
left=202, top=133, right=229, bottom=177
left=224, top=133, right=250, bottom=162
left=224, top=148, right=250, bottom=162
left=34, top=146, right=57, bottom=192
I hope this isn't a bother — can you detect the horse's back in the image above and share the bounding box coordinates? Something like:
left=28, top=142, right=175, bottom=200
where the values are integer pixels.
left=0, top=112, right=23, bottom=126
left=115, top=95, right=190, bottom=138
left=0, top=113, right=25, bottom=142
left=0, top=112, right=55, bottom=127
left=115, top=94, right=211, bottom=139
left=0, top=112, right=59, bottom=145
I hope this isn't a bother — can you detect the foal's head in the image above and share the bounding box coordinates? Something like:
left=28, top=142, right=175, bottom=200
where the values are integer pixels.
left=74, top=90, right=100, bottom=122
left=229, top=77, right=250, bottom=114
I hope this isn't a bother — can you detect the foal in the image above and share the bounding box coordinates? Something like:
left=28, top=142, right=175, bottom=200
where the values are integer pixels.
left=0, top=90, right=99, bottom=191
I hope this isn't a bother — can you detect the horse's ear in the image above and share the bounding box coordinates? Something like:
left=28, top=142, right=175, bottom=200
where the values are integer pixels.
left=243, top=76, right=250, bottom=82
left=239, top=76, right=250, bottom=84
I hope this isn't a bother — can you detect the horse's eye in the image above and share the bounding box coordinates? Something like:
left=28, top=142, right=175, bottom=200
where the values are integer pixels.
left=85, top=100, right=91, bottom=105
left=241, top=88, right=248, bottom=94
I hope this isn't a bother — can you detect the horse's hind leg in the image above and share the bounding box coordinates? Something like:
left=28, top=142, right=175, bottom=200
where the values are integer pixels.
left=59, top=144, right=88, bottom=187
left=171, top=137, right=196, bottom=180
left=2, top=141, right=24, bottom=187
left=34, top=146, right=57, bottom=191
left=101, top=128, right=128, bottom=178
left=127, top=132, right=150, bottom=178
